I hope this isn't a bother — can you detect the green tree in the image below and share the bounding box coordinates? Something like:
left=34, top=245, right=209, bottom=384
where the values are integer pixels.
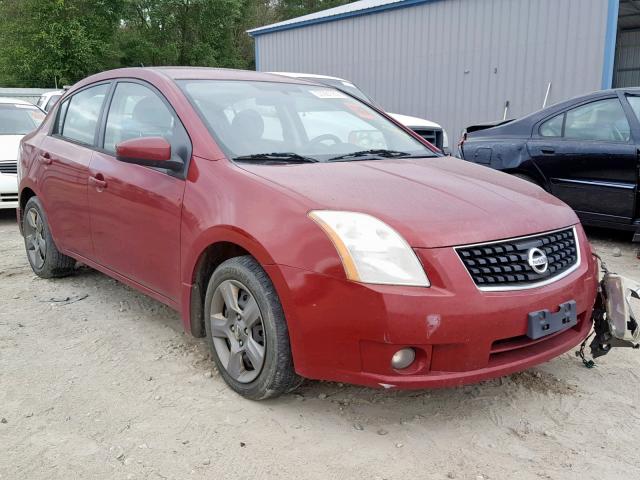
left=117, top=0, right=247, bottom=68
left=0, top=0, right=124, bottom=87
left=0, top=0, right=358, bottom=87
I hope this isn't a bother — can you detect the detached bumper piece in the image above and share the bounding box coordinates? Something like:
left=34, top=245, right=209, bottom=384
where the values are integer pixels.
left=590, top=271, right=640, bottom=358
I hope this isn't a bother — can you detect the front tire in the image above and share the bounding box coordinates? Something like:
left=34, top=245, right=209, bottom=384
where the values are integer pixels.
left=22, top=196, right=75, bottom=278
left=204, top=256, right=301, bottom=400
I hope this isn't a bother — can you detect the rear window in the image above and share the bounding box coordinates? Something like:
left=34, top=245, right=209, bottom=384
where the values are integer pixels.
left=0, top=104, right=45, bottom=135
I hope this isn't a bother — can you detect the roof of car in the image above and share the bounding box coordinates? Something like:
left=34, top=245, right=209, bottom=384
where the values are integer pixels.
left=144, top=67, right=312, bottom=83
left=269, top=72, right=348, bottom=82
left=70, top=67, right=317, bottom=94
left=40, top=90, right=64, bottom=98
left=467, top=87, right=640, bottom=138
left=0, top=97, right=37, bottom=106
left=542, top=87, right=640, bottom=110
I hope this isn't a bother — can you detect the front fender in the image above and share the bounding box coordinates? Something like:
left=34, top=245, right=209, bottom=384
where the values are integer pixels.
left=179, top=224, right=280, bottom=336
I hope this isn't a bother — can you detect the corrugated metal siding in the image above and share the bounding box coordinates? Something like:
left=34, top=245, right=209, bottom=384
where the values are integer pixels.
left=255, top=0, right=608, bottom=140
left=614, top=29, right=640, bottom=87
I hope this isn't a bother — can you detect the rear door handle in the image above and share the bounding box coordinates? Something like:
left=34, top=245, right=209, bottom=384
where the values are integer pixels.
left=38, top=152, right=52, bottom=165
left=541, top=147, right=556, bottom=155
left=88, top=175, right=107, bottom=189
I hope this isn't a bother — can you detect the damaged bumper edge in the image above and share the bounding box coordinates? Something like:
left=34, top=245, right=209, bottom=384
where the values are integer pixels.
left=589, top=267, right=640, bottom=358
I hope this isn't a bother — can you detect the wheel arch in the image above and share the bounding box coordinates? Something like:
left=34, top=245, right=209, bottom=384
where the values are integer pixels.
left=17, top=186, right=37, bottom=234
left=183, top=226, right=280, bottom=338
left=504, top=165, right=550, bottom=192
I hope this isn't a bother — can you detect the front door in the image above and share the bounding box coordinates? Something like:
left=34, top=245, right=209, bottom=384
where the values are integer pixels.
left=88, top=81, right=191, bottom=302
left=529, top=97, right=638, bottom=224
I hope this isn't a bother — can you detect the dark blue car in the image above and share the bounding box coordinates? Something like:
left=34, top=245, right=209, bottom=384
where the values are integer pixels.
left=459, top=88, right=640, bottom=237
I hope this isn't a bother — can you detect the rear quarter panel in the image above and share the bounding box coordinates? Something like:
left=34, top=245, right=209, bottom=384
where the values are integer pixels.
left=462, top=137, right=532, bottom=171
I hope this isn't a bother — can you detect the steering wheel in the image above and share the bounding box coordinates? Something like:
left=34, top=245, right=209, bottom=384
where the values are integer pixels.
left=309, top=134, right=342, bottom=147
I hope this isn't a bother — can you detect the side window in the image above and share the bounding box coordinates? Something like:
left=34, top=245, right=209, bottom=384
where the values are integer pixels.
left=61, top=84, right=109, bottom=145
left=54, top=100, right=69, bottom=134
left=564, top=98, right=631, bottom=142
left=626, top=95, right=640, bottom=123
left=104, top=82, right=183, bottom=154
left=539, top=114, right=563, bottom=137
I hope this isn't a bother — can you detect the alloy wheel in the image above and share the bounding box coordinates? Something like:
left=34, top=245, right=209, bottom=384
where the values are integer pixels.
left=210, top=279, right=266, bottom=383
left=24, top=208, right=46, bottom=269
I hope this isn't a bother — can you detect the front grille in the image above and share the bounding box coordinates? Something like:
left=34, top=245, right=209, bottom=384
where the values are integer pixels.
left=455, top=227, right=579, bottom=290
left=0, top=161, right=17, bottom=174
left=412, top=128, right=443, bottom=149
left=1, top=193, right=18, bottom=202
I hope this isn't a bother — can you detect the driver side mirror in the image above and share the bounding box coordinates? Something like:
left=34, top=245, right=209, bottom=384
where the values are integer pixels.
left=116, top=137, right=183, bottom=171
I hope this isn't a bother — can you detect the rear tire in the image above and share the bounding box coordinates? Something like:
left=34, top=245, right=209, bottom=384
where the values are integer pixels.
left=22, top=196, right=75, bottom=278
left=204, top=255, right=302, bottom=400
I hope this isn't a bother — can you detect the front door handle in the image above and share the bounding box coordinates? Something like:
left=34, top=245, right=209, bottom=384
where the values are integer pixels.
left=38, top=152, right=52, bottom=165
left=88, top=175, right=107, bottom=190
left=541, top=147, right=556, bottom=155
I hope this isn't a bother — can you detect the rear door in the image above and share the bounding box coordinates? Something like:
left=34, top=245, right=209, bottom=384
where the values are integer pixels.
left=528, top=96, right=637, bottom=224
left=36, top=82, right=110, bottom=258
left=622, top=93, right=640, bottom=222
left=88, top=80, right=190, bottom=302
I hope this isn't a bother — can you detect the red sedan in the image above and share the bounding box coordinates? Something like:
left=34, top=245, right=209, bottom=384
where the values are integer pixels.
left=17, top=68, right=597, bottom=399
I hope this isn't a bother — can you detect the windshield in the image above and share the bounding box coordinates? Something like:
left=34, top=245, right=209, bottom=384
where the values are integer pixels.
left=179, top=80, right=437, bottom=163
left=298, top=77, right=372, bottom=103
left=0, top=104, right=45, bottom=135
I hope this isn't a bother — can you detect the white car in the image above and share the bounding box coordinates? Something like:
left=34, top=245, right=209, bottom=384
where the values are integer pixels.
left=0, top=98, right=45, bottom=209
left=36, top=90, right=64, bottom=112
left=269, top=72, right=449, bottom=153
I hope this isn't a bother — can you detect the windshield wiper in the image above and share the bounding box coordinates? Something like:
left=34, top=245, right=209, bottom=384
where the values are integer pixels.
left=233, top=152, right=319, bottom=163
left=328, top=149, right=414, bottom=162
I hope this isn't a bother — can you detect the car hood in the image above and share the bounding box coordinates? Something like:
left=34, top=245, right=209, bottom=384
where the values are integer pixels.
left=0, top=135, right=23, bottom=161
left=239, top=156, right=579, bottom=249
left=388, top=113, right=442, bottom=129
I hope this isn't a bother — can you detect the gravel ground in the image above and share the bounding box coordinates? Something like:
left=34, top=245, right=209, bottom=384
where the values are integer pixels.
left=1, top=208, right=639, bottom=480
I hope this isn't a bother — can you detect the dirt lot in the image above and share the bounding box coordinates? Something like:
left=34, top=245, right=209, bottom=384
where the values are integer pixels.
left=1, top=209, right=639, bottom=480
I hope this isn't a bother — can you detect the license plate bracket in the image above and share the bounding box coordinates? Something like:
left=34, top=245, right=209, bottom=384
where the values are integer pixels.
left=527, top=300, right=577, bottom=340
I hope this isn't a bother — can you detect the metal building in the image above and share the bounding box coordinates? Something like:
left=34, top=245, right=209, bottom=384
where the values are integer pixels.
left=248, top=0, right=637, bottom=141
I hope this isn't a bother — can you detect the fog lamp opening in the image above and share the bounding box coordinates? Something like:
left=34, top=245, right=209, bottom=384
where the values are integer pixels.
left=391, top=348, right=416, bottom=370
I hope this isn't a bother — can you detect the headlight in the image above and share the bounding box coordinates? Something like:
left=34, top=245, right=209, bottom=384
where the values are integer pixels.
left=442, top=130, right=449, bottom=149
left=308, top=210, right=430, bottom=287
left=17, top=143, right=23, bottom=182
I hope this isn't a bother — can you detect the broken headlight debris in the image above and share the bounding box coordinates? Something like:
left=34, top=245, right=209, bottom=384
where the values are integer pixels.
left=577, top=255, right=640, bottom=366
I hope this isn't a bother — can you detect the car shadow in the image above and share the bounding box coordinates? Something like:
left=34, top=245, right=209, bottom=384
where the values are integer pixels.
left=584, top=225, right=635, bottom=243
left=0, top=208, right=17, bottom=224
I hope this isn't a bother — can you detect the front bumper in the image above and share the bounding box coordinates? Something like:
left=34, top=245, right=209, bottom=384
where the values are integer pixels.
left=266, top=226, right=597, bottom=389
left=0, top=174, right=18, bottom=209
